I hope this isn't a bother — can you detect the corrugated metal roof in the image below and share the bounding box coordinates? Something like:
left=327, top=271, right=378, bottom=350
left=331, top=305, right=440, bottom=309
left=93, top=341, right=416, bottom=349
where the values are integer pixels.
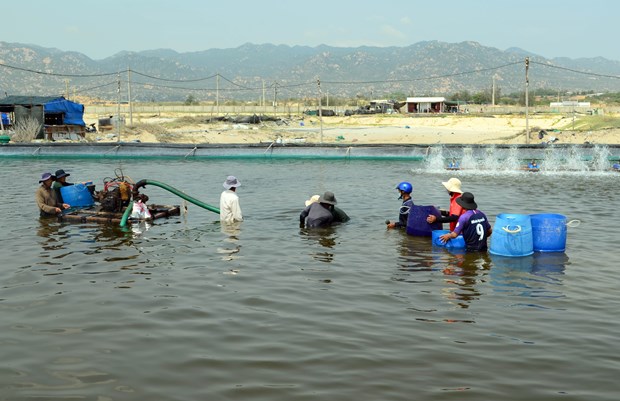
left=406, top=97, right=446, bottom=102
left=0, top=95, right=64, bottom=106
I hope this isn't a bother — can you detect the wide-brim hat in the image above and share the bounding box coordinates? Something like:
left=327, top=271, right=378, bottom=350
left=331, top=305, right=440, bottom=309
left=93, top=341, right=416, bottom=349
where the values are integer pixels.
left=456, top=192, right=477, bottom=210
left=223, top=175, right=241, bottom=189
left=319, top=191, right=337, bottom=205
left=39, top=172, right=55, bottom=183
left=54, top=169, right=70, bottom=179
left=442, top=177, right=463, bottom=194
left=305, top=194, right=320, bottom=207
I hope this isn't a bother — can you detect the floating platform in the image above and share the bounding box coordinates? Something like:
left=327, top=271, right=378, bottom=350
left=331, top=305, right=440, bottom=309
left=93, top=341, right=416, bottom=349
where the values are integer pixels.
left=58, top=204, right=181, bottom=225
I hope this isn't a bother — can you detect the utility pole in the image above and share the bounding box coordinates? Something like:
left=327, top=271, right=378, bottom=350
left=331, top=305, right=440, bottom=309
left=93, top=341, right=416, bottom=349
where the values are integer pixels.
left=127, top=68, right=133, bottom=125
left=525, top=57, right=530, bottom=144
left=317, top=78, right=323, bottom=144
left=65, top=79, right=69, bottom=99
left=117, top=73, right=121, bottom=143
left=216, top=73, right=220, bottom=116
left=492, top=75, right=496, bottom=106
left=273, top=82, right=278, bottom=117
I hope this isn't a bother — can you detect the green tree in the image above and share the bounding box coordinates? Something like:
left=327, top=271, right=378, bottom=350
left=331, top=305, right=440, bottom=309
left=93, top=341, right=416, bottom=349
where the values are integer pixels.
left=184, top=94, right=199, bottom=105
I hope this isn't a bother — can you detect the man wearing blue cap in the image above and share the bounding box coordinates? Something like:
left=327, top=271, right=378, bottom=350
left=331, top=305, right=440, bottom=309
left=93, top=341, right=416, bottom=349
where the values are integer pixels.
left=35, top=172, right=70, bottom=216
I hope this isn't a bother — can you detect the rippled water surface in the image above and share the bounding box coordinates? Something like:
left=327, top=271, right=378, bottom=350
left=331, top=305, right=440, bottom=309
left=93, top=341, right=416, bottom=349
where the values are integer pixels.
left=1, top=157, right=619, bottom=401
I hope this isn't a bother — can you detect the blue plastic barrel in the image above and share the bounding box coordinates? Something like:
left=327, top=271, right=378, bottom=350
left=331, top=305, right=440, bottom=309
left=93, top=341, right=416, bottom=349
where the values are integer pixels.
left=406, top=205, right=442, bottom=236
left=432, top=229, right=466, bottom=248
left=60, top=183, right=95, bottom=207
left=530, top=213, right=567, bottom=252
left=489, top=213, right=533, bottom=257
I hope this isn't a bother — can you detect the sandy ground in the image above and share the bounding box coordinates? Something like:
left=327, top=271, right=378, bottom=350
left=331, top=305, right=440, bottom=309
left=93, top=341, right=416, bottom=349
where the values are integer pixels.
left=84, top=113, right=620, bottom=146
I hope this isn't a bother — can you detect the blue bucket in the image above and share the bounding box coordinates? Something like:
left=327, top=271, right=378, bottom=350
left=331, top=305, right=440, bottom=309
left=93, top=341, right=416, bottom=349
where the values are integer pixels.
left=489, top=213, right=533, bottom=257
left=432, top=229, right=466, bottom=248
left=406, top=205, right=442, bottom=236
left=60, top=183, right=95, bottom=207
left=530, top=213, right=567, bottom=252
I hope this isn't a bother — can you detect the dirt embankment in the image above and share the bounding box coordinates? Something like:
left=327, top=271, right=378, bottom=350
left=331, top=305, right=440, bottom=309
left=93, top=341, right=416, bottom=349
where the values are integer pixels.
left=82, top=113, right=620, bottom=145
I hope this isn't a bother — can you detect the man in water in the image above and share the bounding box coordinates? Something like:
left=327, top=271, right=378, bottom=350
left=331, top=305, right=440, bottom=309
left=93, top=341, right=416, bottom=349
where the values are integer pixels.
left=300, top=191, right=341, bottom=228
left=387, top=181, right=413, bottom=230
left=304, top=194, right=350, bottom=224
left=439, top=192, right=492, bottom=252
left=426, top=177, right=464, bottom=231
left=35, top=172, right=70, bottom=217
left=220, top=175, right=243, bottom=224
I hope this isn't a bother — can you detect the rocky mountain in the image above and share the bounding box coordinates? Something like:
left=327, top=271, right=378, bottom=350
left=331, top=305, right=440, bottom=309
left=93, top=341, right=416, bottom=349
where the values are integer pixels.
left=0, top=41, right=619, bottom=102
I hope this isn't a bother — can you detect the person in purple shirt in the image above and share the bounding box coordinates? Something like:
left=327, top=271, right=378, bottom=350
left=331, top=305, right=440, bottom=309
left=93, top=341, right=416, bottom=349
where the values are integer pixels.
left=439, top=192, right=492, bottom=252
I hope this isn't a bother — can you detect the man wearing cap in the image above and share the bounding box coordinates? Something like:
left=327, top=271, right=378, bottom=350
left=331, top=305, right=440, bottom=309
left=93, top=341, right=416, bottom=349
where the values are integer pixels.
left=220, top=175, right=243, bottom=224
left=426, top=177, right=464, bottom=231
left=300, top=191, right=339, bottom=228
left=35, top=172, right=70, bottom=217
left=439, top=192, right=492, bottom=252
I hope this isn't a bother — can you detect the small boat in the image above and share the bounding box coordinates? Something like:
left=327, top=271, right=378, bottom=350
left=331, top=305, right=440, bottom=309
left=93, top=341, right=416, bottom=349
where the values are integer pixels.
left=58, top=204, right=181, bottom=225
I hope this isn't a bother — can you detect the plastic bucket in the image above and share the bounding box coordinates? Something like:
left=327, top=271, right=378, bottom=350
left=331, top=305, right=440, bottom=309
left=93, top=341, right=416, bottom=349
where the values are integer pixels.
left=406, top=205, right=442, bottom=236
left=432, top=229, right=466, bottom=248
left=530, top=213, right=567, bottom=252
left=489, top=213, right=533, bottom=257
left=60, top=183, right=95, bottom=207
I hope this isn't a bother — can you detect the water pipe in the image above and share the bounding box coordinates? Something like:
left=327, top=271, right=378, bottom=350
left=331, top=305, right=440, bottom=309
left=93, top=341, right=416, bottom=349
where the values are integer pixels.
left=133, top=179, right=220, bottom=214
left=119, top=201, right=134, bottom=227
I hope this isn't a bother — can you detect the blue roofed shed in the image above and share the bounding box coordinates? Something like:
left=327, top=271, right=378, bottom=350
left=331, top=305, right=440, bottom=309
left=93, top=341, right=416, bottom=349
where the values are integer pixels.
left=0, top=95, right=86, bottom=140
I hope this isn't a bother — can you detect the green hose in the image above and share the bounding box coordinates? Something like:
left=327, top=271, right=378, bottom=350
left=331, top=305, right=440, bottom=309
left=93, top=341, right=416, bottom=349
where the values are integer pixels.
left=119, top=201, right=134, bottom=227
left=134, top=179, right=220, bottom=214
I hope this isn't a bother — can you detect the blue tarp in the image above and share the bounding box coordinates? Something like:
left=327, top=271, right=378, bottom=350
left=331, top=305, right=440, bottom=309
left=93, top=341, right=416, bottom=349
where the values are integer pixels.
left=1, top=112, right=9, bottom=125
left=44, top=98, right=85, bottom=126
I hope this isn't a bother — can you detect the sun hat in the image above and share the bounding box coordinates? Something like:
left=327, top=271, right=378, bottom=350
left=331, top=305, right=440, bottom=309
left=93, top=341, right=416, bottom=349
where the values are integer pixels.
left=54, top=169, right=70, bottom=179
left=442, top=177, right=463, bottom=194
left=319, top=191, right=337, bottom=205
left=305, top=194, right=320, bottom=207
left=39, top=172, right=55, bottom=183
left=456, top=192, right=477, bottom=210
left=223, top=175, right=241, bottom=189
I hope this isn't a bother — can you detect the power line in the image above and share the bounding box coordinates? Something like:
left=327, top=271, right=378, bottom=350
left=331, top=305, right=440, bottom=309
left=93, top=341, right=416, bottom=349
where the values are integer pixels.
left=0, top=62, right=119, bottom=78
left=530, top=60, right=620, bottom=79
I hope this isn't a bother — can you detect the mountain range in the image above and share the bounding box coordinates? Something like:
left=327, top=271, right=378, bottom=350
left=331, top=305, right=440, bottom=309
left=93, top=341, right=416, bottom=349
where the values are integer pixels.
left=0, top=41, right=619, bottom=102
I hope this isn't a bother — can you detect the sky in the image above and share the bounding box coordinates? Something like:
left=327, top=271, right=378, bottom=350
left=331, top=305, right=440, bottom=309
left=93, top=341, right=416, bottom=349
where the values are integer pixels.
left=1, top=0, right=618, bottom=61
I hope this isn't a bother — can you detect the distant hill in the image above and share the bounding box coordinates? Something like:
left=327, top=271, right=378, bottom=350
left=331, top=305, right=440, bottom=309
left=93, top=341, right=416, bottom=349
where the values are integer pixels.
left=0, top=41, right=619, bottom=102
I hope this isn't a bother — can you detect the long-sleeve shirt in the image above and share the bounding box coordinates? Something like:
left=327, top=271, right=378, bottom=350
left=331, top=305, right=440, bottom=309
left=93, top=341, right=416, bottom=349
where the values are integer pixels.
left=394, top=198, right=414, bottom=229
left=35, top=185, right=61, bottom=216
left=219, top=190, right=243, bottom=223
left=300, top=203, right=334, bottom=228
left=436, top=193, right=464, bottom=231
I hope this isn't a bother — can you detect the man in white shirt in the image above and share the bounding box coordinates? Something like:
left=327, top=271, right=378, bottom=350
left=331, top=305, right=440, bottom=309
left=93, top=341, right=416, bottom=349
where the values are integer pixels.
left=220, top=175, right=243, bottom=223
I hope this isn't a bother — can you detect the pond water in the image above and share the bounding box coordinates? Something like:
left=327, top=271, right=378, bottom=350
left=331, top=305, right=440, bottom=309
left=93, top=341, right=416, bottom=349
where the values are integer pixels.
left=1, top=157, right=618, bottom=401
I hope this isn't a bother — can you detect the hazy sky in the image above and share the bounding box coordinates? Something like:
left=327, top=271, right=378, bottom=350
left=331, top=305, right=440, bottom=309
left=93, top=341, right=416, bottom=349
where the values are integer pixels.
left=1, top=0, right=617, bottom=61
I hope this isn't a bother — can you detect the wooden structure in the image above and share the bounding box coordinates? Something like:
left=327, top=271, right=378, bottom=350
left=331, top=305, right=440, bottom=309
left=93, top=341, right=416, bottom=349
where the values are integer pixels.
left=58, top=204, right=181, bottom=225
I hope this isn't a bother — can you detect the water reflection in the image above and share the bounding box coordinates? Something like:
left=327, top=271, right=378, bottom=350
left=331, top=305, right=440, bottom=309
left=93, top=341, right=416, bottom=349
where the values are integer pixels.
left=299, top=226, right=337, bottom=263
left=490, top=253, right=567, bottom=301
left=393, top=233, right=491, bottom=309
left=438, top=251, right=492, bottom=309
left=219, top=222, right=242, bottom=261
